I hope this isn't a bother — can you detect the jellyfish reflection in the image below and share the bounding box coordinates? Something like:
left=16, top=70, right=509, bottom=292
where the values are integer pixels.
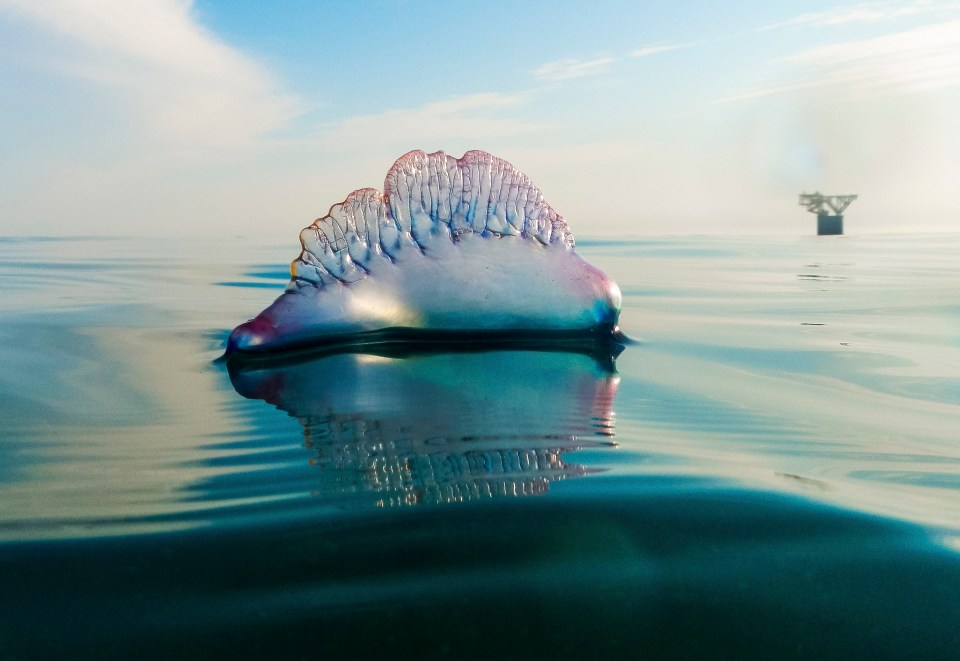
left=227, top=347, right=619, bottom=507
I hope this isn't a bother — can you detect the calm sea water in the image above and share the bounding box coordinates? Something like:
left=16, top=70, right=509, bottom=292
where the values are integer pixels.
left=1, top=233, right=959, bottom=658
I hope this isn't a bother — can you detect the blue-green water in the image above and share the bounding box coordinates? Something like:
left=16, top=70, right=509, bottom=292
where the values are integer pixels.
left=1, top=234, right=959, bottom=658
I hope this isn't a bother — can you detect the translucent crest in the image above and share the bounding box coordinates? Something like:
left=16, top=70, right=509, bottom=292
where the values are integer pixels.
left=291, top=150, right=574, bottom=289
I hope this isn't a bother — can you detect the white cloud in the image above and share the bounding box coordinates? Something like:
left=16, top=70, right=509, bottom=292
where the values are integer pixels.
left=0, top=0, right=310, bottom=235
left=0, top=0, right=300, bottom=155
left=630, top=42, right=696, bottom=58
left=532, top=56, right=617, bottom=82
left=532, top=41, right=697, bottom=84
left=719, top=18, right=960, bottom=103
left=714, top=81, right=819, bottom=105
left=787, top=19, right=960, bottom=92
left=760, top=0, right=960, bottom=31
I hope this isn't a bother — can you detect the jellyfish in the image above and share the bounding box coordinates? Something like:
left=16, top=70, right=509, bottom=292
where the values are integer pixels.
left=227, top=150, right=622, bottom=354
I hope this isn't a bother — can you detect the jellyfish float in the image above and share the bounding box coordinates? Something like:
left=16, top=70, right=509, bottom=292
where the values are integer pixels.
left=227, top=150, right=623, bottom=355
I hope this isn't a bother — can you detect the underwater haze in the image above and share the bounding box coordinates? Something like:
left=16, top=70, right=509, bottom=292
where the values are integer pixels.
left=1, top=233, right=959, bottom=658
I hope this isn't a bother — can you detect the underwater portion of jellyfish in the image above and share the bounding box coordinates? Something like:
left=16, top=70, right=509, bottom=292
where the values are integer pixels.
left=227, top=150, right=622, bottom=355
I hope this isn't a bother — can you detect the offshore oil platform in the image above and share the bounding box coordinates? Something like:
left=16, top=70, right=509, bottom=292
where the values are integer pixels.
left=799, top=192, right=858, bottom=235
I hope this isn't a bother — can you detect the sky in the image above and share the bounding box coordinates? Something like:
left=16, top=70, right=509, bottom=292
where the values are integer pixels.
left=1, top=0, right=959, bottom=238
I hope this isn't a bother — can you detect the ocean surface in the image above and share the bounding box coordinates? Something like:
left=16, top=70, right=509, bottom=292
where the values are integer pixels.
left=1, top=232, right=959, bottom=658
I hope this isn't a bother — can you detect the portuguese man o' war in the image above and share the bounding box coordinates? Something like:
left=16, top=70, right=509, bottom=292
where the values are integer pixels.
left=227, top=150, right=623, bottom=355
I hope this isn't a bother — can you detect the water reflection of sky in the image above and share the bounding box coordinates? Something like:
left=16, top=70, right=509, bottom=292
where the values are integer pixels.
left=594, top=234, right=960, bottom=531
left=1, top=235, right=959, bottom=540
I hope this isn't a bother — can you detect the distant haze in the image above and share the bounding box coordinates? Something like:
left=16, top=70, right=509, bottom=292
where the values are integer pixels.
left=1, top=0, right=958, bottom=238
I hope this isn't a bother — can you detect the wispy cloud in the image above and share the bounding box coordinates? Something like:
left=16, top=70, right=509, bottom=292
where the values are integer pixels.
left=788, top=18, right=960, bottom=92
left=630, top=42, right=697, bottom=58
left=719, top=18, right=960, bottom=102
left=532, top=56, right=618, bottom=82
left=715, top=81, right=819, bottom=105
left=532, top=40, right=696, bottom=83
left=760, top=0, right=960, bottom=31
